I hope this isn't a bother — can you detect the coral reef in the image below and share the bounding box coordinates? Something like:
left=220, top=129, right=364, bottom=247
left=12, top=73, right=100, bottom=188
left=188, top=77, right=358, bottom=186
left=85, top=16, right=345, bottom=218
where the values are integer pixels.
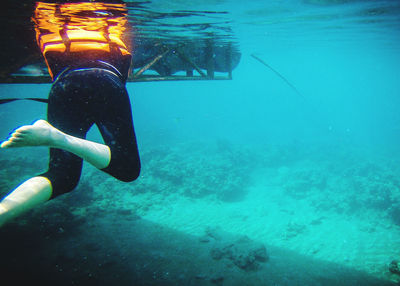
left=282, top=222, right=307, bottom=240
left=131, top=141, right=259, bottom=202
left=272, top=145, right=400, bottom=225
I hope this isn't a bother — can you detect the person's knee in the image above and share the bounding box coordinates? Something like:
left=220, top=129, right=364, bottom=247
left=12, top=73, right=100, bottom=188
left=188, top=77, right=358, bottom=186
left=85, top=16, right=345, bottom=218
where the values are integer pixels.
left=41, top=170, right=81, bottom=199
left=118, top=161, right=141, bottom=182
left=104, top=159, right=141, bottom=182
left=53, top=178, right=80, bottom=198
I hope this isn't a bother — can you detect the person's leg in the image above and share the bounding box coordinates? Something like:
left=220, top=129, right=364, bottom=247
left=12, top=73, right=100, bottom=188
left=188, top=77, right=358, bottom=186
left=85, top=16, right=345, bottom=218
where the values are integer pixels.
left=0, top=177, right=52, bottom=227
left=0, top=120, right=109, bottom=227
left=0, top=70, right=111, bottom=226
left=94, top=72, right=141, bottom=181
left=1, top=119, right=110, bottom=169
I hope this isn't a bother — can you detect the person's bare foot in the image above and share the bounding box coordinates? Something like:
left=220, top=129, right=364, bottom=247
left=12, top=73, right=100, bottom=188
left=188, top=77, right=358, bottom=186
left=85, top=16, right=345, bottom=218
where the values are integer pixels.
left=0, top=120, right=65, bottom=148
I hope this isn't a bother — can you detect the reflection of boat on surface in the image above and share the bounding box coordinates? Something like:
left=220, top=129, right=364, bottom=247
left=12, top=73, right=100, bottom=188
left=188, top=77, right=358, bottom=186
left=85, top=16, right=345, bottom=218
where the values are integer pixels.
left=130, top=39, right=240, bottom=81
left=0, top=0, right=240, bottom=83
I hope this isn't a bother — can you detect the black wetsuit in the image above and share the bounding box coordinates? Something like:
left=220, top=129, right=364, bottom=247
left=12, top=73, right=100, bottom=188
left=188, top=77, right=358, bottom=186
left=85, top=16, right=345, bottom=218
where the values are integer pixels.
left=41, top=61, right=141, bottom=198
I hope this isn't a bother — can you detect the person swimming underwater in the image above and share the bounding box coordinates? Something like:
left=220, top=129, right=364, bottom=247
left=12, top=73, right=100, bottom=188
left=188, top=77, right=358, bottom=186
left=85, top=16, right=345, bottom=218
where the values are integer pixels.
left=0, top=0, right=140, bottom=227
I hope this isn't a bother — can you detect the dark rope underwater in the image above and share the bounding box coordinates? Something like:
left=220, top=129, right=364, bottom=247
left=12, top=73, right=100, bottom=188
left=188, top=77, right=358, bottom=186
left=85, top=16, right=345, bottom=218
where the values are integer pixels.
left=0, top=98, right=48, bottom=105
left=251, top=54, right=305, bottom=100
left=251, top=53, right=336, bottom=130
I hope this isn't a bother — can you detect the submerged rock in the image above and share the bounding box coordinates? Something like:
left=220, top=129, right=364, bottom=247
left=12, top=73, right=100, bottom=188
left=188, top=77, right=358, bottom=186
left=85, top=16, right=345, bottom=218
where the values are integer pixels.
left=206, top=227, right=268, bottom=271
left=389, top=260, right=400, bottom=275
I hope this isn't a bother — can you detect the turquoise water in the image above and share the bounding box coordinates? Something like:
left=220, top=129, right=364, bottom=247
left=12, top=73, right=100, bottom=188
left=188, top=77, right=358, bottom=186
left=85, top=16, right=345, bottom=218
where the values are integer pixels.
left=1, top=0, right=400, bottom=285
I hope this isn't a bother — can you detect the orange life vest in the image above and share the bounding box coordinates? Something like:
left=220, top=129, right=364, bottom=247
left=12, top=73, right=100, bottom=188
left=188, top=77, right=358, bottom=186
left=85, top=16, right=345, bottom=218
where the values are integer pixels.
left=33, top=1, right=131, bottom=80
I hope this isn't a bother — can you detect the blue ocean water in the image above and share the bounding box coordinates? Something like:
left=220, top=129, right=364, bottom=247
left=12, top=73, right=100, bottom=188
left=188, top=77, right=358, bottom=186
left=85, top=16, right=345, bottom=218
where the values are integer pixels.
left=0, top=0, right=400, bottom=285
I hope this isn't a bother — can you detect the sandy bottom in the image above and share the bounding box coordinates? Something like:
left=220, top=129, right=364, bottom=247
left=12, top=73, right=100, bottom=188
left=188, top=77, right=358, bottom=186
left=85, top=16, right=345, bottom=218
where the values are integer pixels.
left=1, top=141, right=400, bottom=285
left=105, top=170, right=400, bottom=283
